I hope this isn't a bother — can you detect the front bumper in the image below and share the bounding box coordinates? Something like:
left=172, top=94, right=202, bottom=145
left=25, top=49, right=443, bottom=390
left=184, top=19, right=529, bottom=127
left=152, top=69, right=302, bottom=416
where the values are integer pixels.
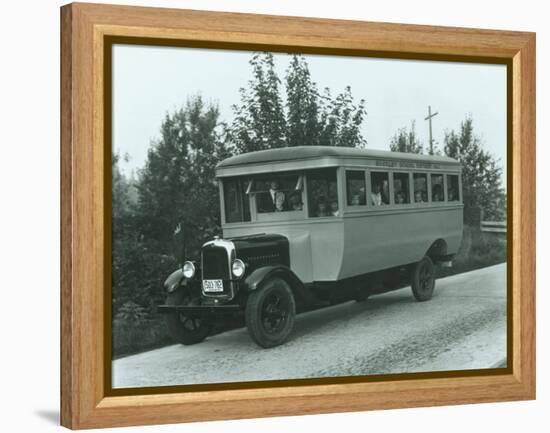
left=157, top=304, right=242, bottom=318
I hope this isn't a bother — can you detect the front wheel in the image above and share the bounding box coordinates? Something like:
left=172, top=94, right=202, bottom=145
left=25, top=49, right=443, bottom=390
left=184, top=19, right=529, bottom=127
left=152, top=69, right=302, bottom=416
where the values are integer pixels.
left=411, top=256, right=435, bottom=301
left=165, top=289, right=210, bottom=345
left=245, top=277, right=296, bottom=348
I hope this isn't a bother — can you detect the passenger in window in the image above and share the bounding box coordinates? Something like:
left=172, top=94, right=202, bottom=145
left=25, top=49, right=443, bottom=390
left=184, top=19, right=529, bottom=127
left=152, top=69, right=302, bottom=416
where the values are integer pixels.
left=432, top=184, right=444, bottom=202
left=395, top=192, right=405, bottom=204
left=350, top=189, right=366, bottom=206
left=317, top=200, right=329, bottom=217
left=330, top=201, right=340, bottom=217
left=414, top=191, right=425, bottom=203
left=289, top=192, right=303, bottom=211
left=371, top=183, right=383, bottom=206
left=448, top=188, right=458, bottom=201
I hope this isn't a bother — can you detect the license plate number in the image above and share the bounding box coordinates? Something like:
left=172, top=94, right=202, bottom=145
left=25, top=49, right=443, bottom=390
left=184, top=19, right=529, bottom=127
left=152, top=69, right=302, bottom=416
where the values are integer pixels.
left=202, top=279, right=224, bottom=293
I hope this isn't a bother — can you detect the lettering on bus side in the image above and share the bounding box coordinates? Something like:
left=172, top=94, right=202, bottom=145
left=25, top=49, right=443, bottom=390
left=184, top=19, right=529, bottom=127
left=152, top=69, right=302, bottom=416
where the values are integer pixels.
left=375, top=160, right=441, bottom=170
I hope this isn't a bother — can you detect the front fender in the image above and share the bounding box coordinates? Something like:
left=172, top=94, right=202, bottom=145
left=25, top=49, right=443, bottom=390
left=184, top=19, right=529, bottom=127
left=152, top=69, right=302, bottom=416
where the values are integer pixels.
left=243, top=266, right=296, bottom=291
left=164, top=269, right=185, bottom=293
left=243, top=265, right=314, bottom=304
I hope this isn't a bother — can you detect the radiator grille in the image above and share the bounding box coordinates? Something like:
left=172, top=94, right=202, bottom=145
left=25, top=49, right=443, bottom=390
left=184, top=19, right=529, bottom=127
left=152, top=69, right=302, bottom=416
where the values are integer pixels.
left=202, top=246, right=230, bottom=280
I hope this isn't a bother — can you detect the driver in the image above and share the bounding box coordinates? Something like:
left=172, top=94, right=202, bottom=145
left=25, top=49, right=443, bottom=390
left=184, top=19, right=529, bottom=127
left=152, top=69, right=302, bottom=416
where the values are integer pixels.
left=261, top=180, right=285, bottom=212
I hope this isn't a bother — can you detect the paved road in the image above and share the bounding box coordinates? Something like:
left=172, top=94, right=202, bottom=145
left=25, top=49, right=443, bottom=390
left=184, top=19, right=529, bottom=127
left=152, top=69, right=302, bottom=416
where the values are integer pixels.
left=113, top=263, right=507, bottom=388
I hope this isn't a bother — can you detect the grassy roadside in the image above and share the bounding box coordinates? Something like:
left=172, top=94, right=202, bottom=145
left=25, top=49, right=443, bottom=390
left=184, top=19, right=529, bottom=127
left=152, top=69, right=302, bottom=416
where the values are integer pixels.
left=437, top=225, right=507, bottom=278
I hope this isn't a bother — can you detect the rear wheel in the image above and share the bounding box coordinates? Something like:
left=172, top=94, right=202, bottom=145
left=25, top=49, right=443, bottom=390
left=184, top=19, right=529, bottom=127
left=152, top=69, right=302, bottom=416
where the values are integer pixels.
left=411, top=256, right=435, bottom=301
left=165, top=288, right=210, bottom=345
left=245, top=277, right=296, bottom=348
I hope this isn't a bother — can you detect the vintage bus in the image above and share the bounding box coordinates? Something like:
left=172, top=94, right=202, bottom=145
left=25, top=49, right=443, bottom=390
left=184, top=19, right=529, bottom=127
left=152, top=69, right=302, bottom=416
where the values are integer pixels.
left=159, top=146, right=463, bottom=348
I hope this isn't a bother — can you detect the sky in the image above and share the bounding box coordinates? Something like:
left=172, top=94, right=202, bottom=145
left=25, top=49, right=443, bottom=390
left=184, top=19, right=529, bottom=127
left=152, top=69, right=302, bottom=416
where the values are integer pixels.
left=112, top=44, right=507, bottom=183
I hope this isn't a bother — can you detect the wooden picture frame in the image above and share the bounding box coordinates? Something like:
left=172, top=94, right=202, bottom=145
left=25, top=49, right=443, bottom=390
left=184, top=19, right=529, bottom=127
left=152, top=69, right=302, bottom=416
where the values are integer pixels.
left=60, top=2, right=535, bottom=429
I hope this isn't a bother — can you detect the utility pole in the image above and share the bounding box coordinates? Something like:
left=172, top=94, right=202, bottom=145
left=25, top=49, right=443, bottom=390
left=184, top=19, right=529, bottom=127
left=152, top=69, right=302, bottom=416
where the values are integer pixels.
left=424, top=105, right=439, bottom=155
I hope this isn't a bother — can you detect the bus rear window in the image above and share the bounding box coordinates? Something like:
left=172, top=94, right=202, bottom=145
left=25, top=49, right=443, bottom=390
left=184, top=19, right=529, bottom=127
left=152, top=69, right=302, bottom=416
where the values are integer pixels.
left=447, top=174, right=460, bottom=201
left=224, top=178, right=251, bottom=223
left=413, top=173, right=428, bottom=203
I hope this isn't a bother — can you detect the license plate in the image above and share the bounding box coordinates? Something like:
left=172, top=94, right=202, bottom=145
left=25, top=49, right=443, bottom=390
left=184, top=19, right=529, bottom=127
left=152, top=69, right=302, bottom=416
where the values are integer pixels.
left=202, top=279, right=224, bottom=293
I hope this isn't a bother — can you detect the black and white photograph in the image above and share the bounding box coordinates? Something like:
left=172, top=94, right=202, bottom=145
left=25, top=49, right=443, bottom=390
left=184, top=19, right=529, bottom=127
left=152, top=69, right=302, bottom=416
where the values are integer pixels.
left=110, top=45, right=508, bottom=389
left=2, top=0, right=546, bottom=431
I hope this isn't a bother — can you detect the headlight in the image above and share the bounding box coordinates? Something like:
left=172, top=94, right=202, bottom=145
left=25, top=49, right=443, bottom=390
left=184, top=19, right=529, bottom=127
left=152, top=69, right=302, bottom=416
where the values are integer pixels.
left=231, top=259, right=246, bottom=278
left=182, top=261, right=196, bottom=279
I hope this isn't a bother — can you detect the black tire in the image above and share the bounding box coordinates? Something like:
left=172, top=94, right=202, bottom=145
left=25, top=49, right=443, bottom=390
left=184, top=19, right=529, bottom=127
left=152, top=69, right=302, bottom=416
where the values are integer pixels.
left=245, top=277, right=296, bottom=348
left=411, top=256, right=435, bottom=301
left=164, top=289, right=210, bottom=345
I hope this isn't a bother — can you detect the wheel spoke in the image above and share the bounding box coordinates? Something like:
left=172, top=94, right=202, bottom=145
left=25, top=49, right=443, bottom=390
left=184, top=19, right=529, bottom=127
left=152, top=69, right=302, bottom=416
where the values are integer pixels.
left=178, top=314, right=202, bottom=331
left=260, top=291, right=289, bottom=334
left=180, top=316, right=192, bottom=329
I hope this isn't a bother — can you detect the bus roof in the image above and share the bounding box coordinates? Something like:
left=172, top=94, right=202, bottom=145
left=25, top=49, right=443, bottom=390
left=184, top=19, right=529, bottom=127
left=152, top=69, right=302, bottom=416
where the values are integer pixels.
left=216, top=146, right=460, bottom=177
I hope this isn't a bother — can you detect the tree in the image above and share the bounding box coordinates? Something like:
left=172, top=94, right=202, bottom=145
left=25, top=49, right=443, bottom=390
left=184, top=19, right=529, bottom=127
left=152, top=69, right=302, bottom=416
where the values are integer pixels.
left=286, top=55, right=367, bottom=148
left=230, top=53, right=367, bottom=150
left=285, top=55, right=321, bottom=147
left=318, top=86, right=367, bottom=148
left=390, top=120, right=423, bottom=154
left=111, top=152, right=179, bottom=315
left=230, top=53, right=286, bottom=153
left=111, top=236, right=178, bottom=314
left=112, top=152, right=133, bottom=237
left=443, top=116, right=505, bottom=220
left=136, top=95, right=229, bottom=258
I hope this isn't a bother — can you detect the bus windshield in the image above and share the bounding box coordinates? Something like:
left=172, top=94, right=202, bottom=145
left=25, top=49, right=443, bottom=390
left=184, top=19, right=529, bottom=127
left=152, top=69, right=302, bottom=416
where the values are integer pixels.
left=252, top=174, right=303, bottom=213
left=223, top=177, right=251, bottom=223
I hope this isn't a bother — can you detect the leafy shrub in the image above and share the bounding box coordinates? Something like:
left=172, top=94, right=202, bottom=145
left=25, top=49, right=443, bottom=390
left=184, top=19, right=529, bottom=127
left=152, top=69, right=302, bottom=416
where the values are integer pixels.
left=112, top=315, right=172, bottom=359
left=115, top=301, right=149, bottom=325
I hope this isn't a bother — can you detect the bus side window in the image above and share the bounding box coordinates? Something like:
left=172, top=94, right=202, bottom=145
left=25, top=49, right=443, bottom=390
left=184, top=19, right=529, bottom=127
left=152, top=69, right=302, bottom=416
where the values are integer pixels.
left=346, top=170, right=366, bottom=206
left=393, top=172, right=410, bottom=204
left=307, top=168, right=339, bottom=217
left=413, top=173, right=428, bottom=203
left=447, top=174, right=460, bottom=201
left=370, top=172, right=389, bottom=205
left=431, top=174, right=444, bottom=202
